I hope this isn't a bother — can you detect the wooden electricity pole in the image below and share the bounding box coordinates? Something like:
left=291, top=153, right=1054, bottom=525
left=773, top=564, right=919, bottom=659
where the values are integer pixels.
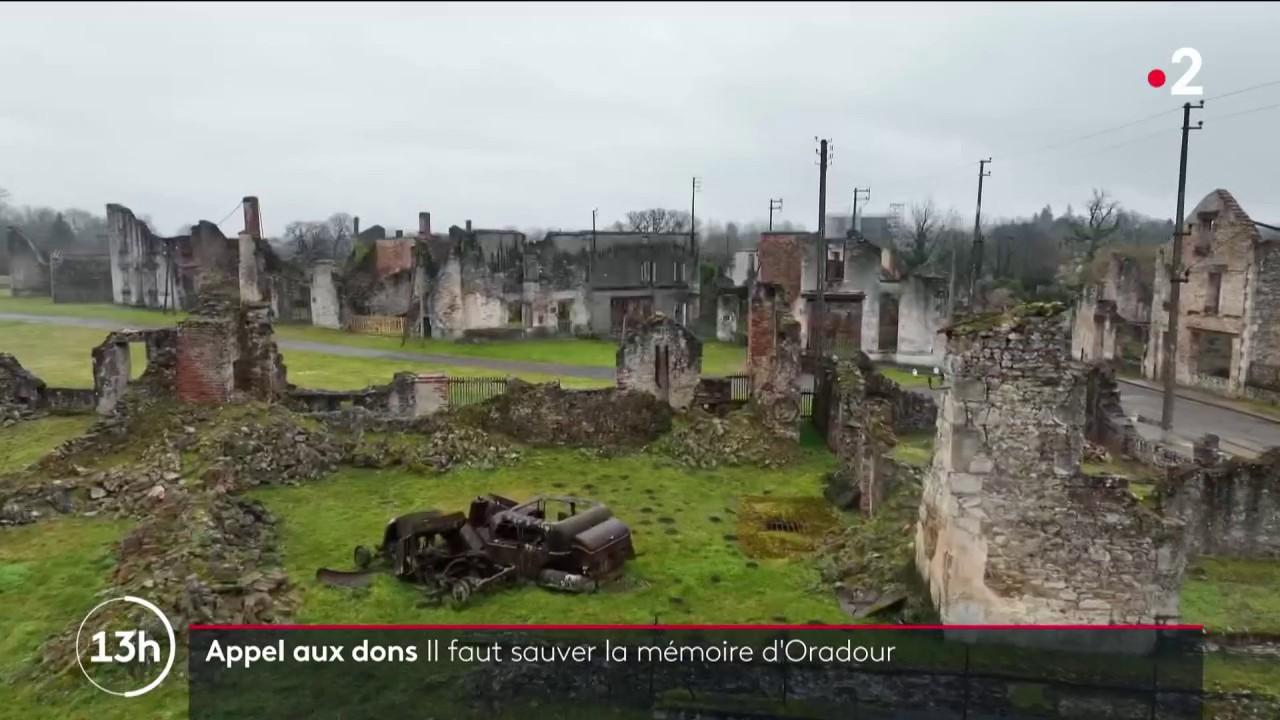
left=1160, top=101, right=1204, bottom=432
left=769, top=198, right=783, bottom=232
left=969, top=158, right=991, bottom=302
left=814, top=138, right=830, bottom=358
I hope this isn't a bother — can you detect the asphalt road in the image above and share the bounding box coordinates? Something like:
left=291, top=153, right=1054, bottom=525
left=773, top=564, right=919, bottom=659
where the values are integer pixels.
left=1116, top=379, right=1280, bottom=456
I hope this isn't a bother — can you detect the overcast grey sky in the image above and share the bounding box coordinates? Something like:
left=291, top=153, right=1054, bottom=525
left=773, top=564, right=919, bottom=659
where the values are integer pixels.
left=2, top=2, right=1279, bottom=237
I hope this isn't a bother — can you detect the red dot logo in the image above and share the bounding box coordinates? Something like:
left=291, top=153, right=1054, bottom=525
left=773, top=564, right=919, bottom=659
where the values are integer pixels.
left=1147, top=68, right=1167, bottom=88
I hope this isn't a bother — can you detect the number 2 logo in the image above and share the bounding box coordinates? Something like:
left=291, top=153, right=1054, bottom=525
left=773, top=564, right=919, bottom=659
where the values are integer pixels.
left=1170, top=48, right=1203, bottom=96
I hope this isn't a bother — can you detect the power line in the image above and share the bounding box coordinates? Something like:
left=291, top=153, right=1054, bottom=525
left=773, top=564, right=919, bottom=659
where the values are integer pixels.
left=1203, top=78, right=1280, bottom=102
left=1206, top=101, right=1280, bottom=122
left=215, top=200, right=243, bottom=228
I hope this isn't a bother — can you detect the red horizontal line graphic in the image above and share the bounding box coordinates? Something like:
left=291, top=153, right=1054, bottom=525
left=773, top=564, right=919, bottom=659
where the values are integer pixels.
left=189, top=624, right=1205, bottom=631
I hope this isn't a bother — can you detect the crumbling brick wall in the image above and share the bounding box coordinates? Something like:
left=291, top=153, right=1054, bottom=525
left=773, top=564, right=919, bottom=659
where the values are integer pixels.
left=747, top=282, right=802, bottom=440
left=916, top=303, right=1185, bottom=624
left=616, top=313, right=702, bottom=410
left=176, top=316, right=236, bottom=404
left=1159, top=450, right=1280, bottom=559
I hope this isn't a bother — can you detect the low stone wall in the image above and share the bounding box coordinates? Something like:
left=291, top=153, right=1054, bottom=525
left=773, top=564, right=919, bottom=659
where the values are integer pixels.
left=1159, top=451, right=1280, bottom=559
left=475, top=379, right=672, bottom=448
left=287, top=372, right=447, bottom=418
left=43, top=388, right=95, bottom=412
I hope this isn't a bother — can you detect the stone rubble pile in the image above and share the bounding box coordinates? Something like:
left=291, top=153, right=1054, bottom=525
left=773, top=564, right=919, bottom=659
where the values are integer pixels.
left=650, top=406, right=796, bottom=469
left=475, top=379, right=673, bottom=448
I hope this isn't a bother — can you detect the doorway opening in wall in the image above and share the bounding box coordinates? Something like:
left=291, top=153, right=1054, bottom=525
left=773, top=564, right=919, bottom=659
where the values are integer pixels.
left=610, top=297, right=653, bottom=336
left=421, top=315, right=431, bottom=338
left=507, top=302, right=523, bottom=327
left=878, top=294, right=899, bottom=353
left=654, top=343, right=670, bottom=403
left=1193, top=329, right=1235, bottom=380
left=557, top=300, right=572, bottom=333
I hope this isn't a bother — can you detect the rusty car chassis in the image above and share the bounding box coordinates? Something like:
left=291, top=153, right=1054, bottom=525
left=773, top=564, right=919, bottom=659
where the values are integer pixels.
left=316, top=495, right=636, bottom=607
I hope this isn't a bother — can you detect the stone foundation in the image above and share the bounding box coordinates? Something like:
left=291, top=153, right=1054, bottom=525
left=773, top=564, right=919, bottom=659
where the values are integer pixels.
left=916, top=304, right=1185, bottom=624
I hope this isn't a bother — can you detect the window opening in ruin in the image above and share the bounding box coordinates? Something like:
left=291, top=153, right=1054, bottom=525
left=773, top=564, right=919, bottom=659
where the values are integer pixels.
left=826, top=250, right=844, bottom=284
left=1205, top=272, right=1223, bottom=315
left=1194, top=329, right=1234, bottom=380
left=507, top=302, right=523, bottom=326
left=640, top=260, right=655, bottom=283
left=673, top=261, right=686, bottom=283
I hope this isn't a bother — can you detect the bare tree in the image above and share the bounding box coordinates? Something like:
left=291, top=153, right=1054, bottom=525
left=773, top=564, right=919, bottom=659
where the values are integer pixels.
left=896, top=200, right=947, bottom=272
left=1069, top=188, right=1123, bottom=264
left=623, top=208, right=691, bottom=233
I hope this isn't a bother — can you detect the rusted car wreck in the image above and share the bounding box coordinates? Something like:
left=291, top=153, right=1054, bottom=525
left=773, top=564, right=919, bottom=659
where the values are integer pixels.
left=317, top=495, right=635, bottom=606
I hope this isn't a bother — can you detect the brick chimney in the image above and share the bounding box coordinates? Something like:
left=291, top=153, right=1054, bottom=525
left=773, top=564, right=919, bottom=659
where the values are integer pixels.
left=242, top=196, right=262, bottom=240
left=419, top=212, right=432, bottom=237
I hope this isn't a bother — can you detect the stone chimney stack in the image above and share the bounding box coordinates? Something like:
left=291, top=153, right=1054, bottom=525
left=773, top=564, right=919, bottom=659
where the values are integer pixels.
left=465, top=219, right=472, bottom=232
left=353, top=216, right=360, bottom=239
left=242, top=196, right=262, bottom=240
left=419, top=212, right=432, bottom=237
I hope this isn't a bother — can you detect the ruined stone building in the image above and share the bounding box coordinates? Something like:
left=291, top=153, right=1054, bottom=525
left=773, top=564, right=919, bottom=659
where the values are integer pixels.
left=106, top=196, right=286, bottom=315
left=1143, top=189, right=1280, bottom=401
left=916, top=304, right=1185, bottom=624
left=376, top=216, right=699, bottom=340
left=720, top=232, right=947, bottom=366
left=1070, top=249, right=1153, bottom=368
left=5, top=227, right=49, bottom=297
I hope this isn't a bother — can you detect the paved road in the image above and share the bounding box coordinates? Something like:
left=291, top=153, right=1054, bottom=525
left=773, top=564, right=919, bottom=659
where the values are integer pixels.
left=0, top=311, right=611, bottom=380
left=1117, top=379, right=1280, bottom=456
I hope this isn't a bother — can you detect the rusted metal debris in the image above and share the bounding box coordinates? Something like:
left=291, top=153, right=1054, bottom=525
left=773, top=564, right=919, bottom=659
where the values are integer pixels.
left=316, top=495, right=635, bottom=607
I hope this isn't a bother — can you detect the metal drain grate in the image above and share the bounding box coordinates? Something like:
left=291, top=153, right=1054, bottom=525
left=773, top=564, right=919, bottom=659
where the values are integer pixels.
left=763, top=517, right=805, bottom=533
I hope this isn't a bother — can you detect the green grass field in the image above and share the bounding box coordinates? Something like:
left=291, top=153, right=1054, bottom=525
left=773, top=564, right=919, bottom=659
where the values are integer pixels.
left=0, top=320, right=607, bottom=390
left=0, top=296, right=746, bottom=377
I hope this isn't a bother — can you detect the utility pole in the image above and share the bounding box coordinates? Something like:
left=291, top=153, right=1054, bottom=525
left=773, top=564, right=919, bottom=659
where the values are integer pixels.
left=814, top=138, right=831, bottom=358
left=969, top=158, right=991, bottom=303
left=590, top=208, right=597, bottom=282
left=690, top=176, right=701, bottom=254
left=769, top=198, right=783, bottom=232
left=851, top=187, right=871, bottom=237
left=1161, top=101, right=1204, bottom=433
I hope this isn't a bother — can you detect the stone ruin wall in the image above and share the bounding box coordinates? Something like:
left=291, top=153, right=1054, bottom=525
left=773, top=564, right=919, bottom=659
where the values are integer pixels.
left=1159, top=451, right=1280, bottom=560
left=916, top=307, right=1185, bottom=624
left=615, top=314, right=702, bottom=410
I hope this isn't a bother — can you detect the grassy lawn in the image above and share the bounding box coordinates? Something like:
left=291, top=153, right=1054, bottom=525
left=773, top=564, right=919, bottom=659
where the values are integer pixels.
left=0, top=414, right=96, bottom=474
left=0, top=296, right=746, bottom=376
left=890, top=432, right=934, bottom=467
left=1181, top=556, right=1280, bottom=635
left=875, top=366, right=937, bottom=390
left=254, top=444, right=845, bottom=625
left=0, top=320, right=608, bottom=391
left=0, top=517, right=186, bottom=720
